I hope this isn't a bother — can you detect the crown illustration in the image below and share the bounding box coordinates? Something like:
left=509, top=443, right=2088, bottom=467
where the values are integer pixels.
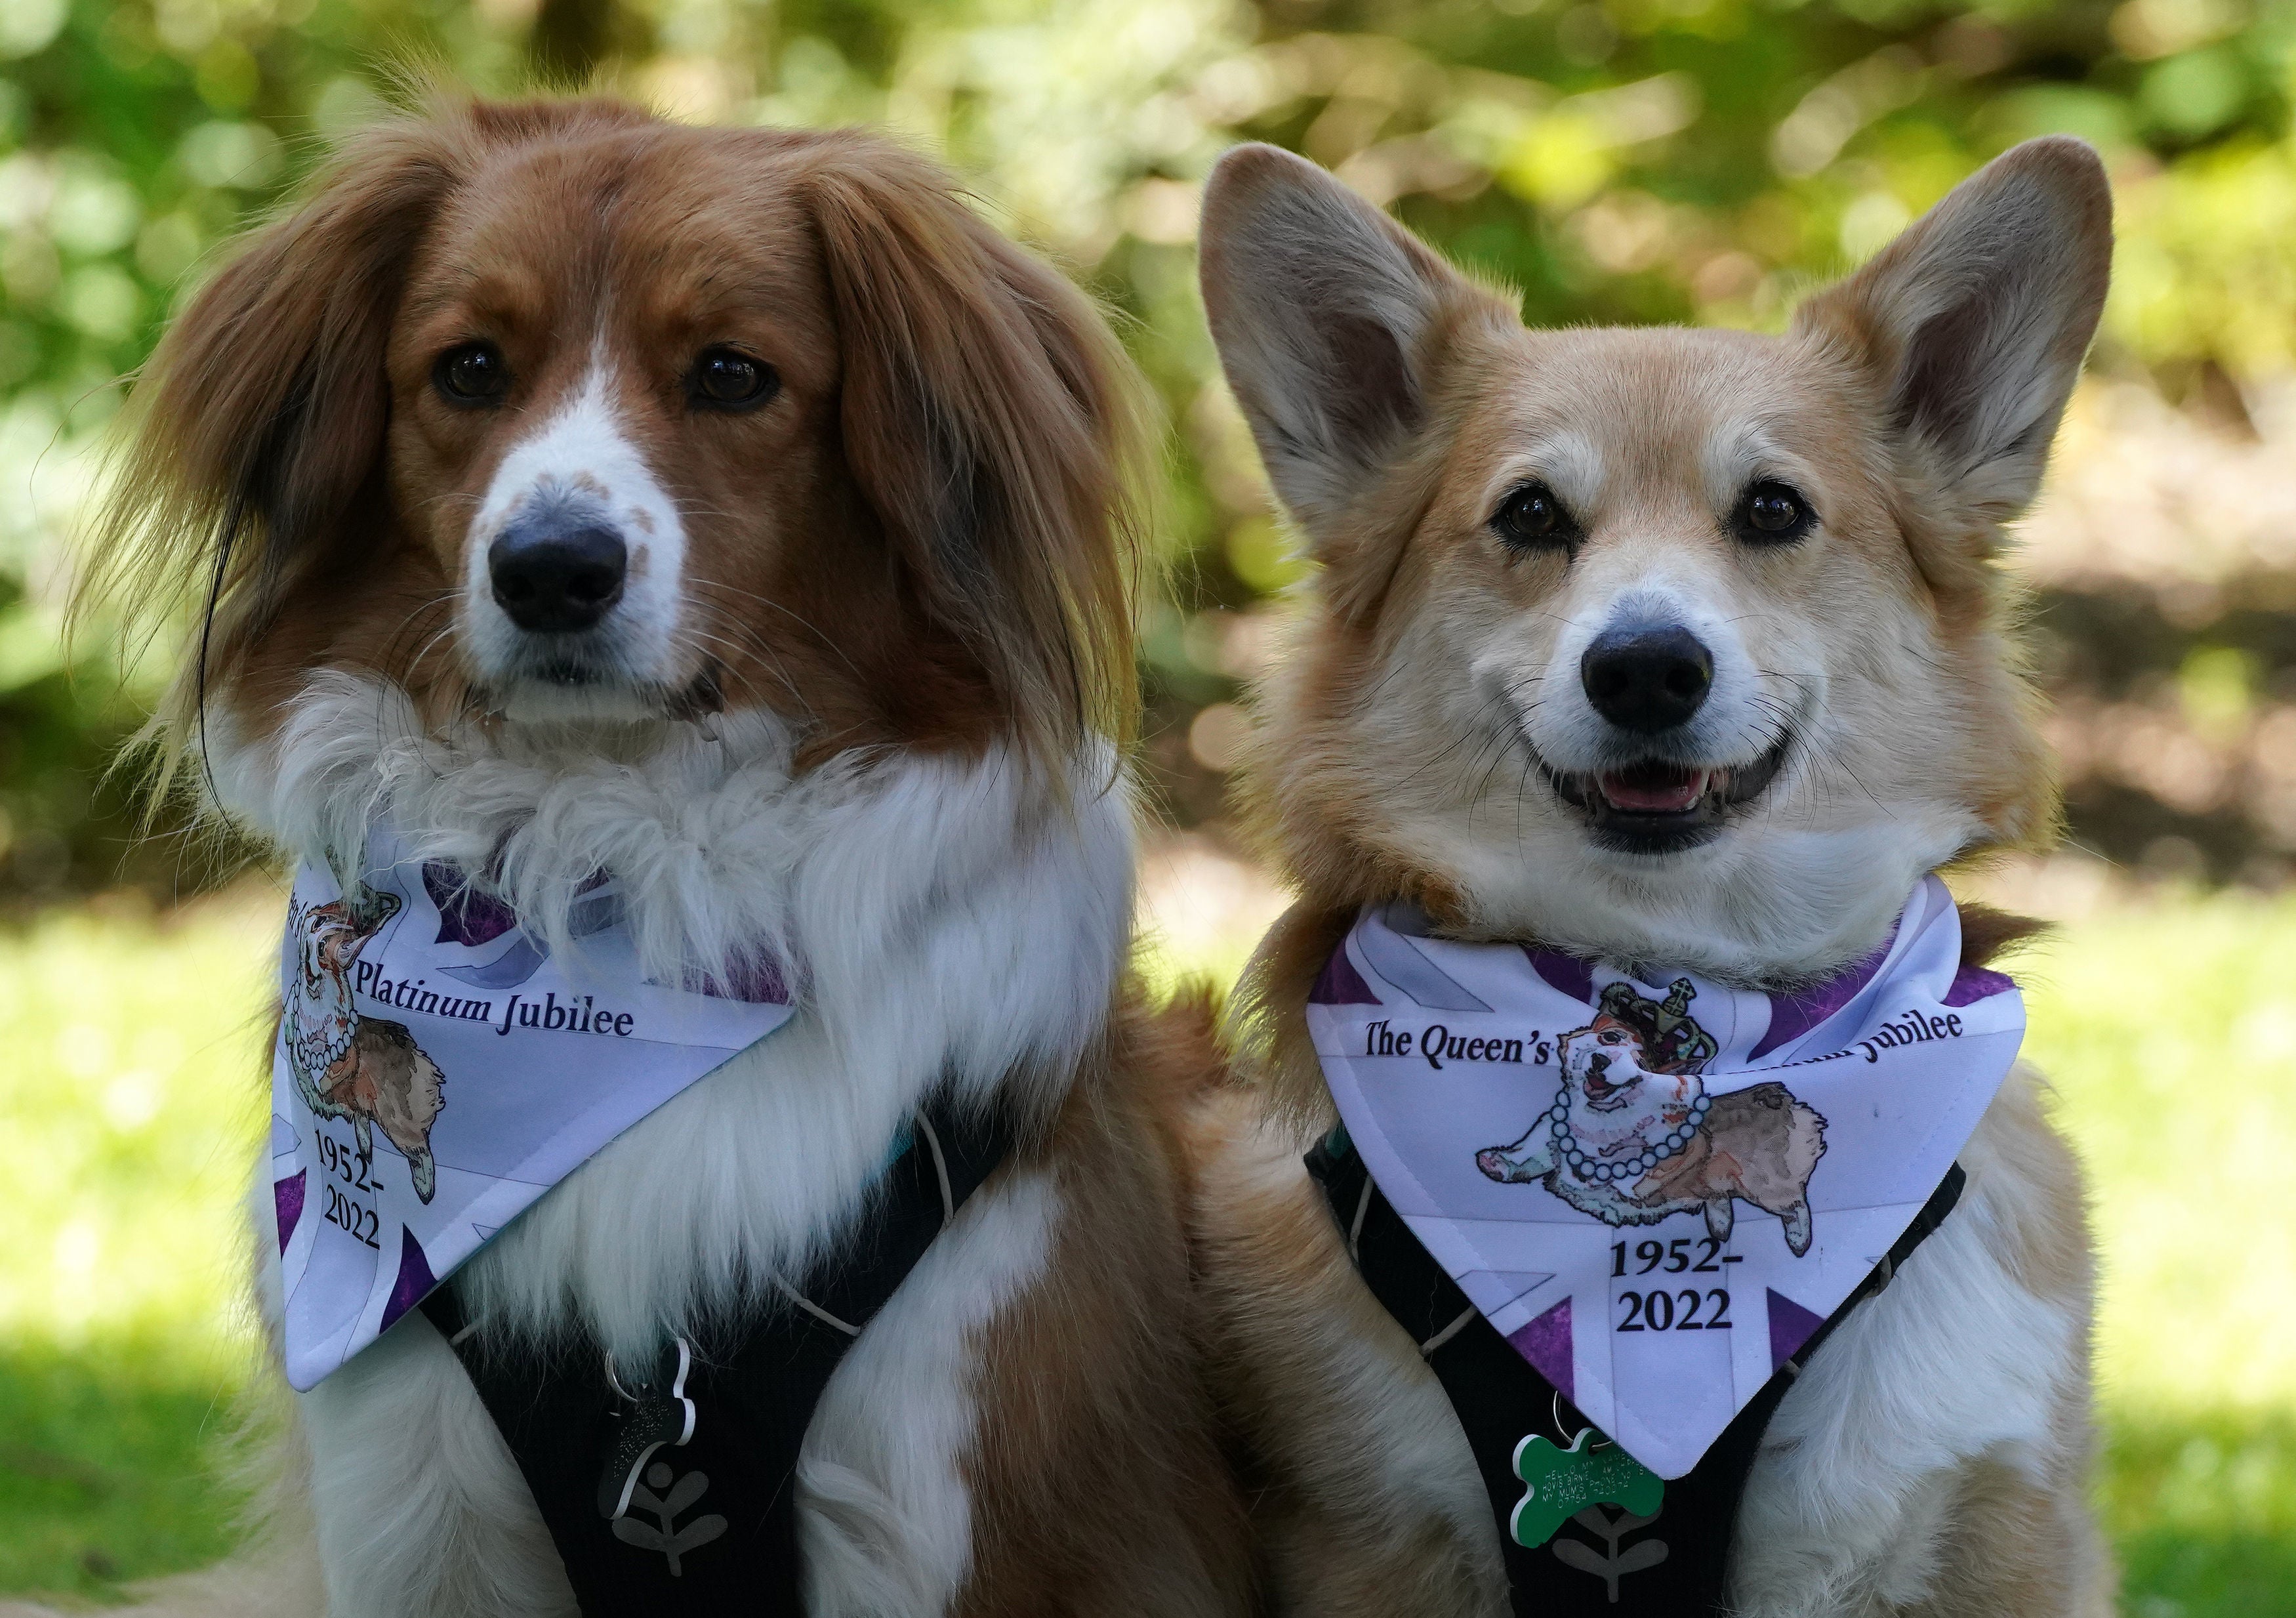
left=1592, top=977, right=1719, bottom=1075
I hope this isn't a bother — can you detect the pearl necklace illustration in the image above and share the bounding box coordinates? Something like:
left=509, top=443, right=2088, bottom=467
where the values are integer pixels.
left=1548, top=1087, right=1710, bottom=1184
left=293, top=1010, right=358, bottom=1078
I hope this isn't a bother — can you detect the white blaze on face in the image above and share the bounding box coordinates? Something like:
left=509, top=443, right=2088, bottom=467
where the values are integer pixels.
left=1479, top=423, right=1824, bottom=779
left=461, top=352, right=688, bottom=710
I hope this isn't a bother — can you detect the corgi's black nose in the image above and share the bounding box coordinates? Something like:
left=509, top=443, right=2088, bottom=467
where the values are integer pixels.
left=1582, top=626, right=1713, bottom=733
left=489, top=516, right=627, bottom=634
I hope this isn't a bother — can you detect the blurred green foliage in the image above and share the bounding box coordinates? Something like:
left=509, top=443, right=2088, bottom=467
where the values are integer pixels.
left=9, top=0, right=2296, bottom=876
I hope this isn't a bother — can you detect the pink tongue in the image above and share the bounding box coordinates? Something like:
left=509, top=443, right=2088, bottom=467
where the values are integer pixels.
left=1599, top=770, right=1709, bottom=813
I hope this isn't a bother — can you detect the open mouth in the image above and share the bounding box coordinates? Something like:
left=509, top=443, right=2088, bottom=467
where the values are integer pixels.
left=1539, top=734, right=1792, bottom=854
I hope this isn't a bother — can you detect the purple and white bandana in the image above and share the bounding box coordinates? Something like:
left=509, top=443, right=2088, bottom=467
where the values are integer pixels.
left=270, top=824, right=798, bottom=1390
left=1307, top=875, right=2022, bottom=1479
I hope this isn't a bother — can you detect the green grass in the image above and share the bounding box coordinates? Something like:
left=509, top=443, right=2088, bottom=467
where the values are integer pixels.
left=3, top=881, right=2295, bottom=1608
left=2015, top=892, right=2296, bottom=1416
left=2104, top=1413, right=2296, bottom=1617
left=2011, top=886, right=2296, bottom=1617
left=0, top=1341, right=256, bottom=1596
left=0, top=896, right=273, bottom=1601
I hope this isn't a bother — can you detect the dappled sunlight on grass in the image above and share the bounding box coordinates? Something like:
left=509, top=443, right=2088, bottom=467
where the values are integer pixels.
left=2007, top=886, right=2296, bottom=1415
left=0, top=894, right=278, bottom=1600
left=0, top=895, right=276, bottom=1360
left=1134, top=831, right=1291, bottom=1001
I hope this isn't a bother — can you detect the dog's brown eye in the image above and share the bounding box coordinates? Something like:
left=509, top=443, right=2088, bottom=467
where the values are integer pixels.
left=1491, top=482, right=1577, bottom=554
left=691, top=348, right=778, bottom=409
left=1747, top=489, right=1800, bottom=531
left=1734, top=480, right=1813, bottom=544
left=434, top=344, right=509, bottom=405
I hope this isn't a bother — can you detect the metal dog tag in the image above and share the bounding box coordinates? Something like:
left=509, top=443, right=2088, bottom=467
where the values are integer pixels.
left=598, top=1336, right=699, bottom=1521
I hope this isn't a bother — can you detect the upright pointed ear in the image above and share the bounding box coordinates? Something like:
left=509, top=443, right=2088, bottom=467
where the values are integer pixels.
left=1795, top=136, right=2112, bottom=524
left=1199, top=144, right=1484, bottom=545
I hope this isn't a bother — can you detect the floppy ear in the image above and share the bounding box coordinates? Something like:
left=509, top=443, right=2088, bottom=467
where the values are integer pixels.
left=1794, top=136, right=2112, bottom=525
left=804, top=138, right=1139, bottom=770
left=83, top=114, right=464, bottom=741
left=1198, top=144, right=1483, bottom=548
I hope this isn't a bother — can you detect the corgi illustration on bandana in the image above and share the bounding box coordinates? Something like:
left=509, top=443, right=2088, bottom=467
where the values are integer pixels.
left=287, top=889, right=447, bottom=1204
left=1475, top=978, right=1827, bottom=1255
left=270, top=824, right=800, bottom=1392
left=1307, top=876, right=2023, bottom=1479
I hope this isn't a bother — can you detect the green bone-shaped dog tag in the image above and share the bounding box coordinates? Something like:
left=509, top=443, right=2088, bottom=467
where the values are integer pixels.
left=1507, top=1429, right=1665, bottom=1548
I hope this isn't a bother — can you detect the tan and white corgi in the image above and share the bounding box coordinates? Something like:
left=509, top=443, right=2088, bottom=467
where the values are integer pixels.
left=1183, top=139, right=2113, bottom=1615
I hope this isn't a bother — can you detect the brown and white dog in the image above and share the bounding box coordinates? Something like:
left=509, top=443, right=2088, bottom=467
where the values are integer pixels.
left=46, top=97, right=1248, bottom=1617
left=1182, top=141, right=2113, bottom=1613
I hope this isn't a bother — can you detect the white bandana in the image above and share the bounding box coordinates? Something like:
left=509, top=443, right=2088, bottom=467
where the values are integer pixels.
left=269, top=825, right=798, bottom=1390
left=1307, top=876, right=2022, bottom=1480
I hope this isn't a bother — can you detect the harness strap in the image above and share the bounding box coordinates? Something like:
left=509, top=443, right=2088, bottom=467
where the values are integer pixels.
left=1305, top=1132, right=1964, bottom=1617
left=421, top=1096, right=1014, bottom=1612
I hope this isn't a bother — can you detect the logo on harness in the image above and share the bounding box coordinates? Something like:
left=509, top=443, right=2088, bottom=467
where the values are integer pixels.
left=610, top=1461, right=727, bottom=1575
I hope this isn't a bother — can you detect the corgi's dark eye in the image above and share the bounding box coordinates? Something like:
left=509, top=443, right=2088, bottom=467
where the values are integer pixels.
left=1491, top=482, right=1578, bottom=554
left=434, top=343, right=509, bottom=406
left=1733, top=480, right=1814, bottom=545
left=689, top=347, right=779, bottom=410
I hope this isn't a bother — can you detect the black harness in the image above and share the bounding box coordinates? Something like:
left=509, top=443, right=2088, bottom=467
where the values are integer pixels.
left=1304, top=1129, right=1964, bottom=1616
left=419, top=1099, right=1013, bottom=1612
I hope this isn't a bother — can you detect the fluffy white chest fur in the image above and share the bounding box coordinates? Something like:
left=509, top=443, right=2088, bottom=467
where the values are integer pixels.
left=228, top=673, right=1134, bottom=1617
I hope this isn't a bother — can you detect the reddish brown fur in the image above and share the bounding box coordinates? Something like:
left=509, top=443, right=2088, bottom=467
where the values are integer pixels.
left=959, top=992, right=1256, bottom=1615
left=83, top=96, right=1138, bottom=781
left=47, top=95, right=1252, bottom=1618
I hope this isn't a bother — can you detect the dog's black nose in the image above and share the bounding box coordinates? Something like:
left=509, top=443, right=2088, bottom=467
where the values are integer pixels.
left=489, top=518, right=627, bottom=634
left=1581, top=625, right=1713, bottom=734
